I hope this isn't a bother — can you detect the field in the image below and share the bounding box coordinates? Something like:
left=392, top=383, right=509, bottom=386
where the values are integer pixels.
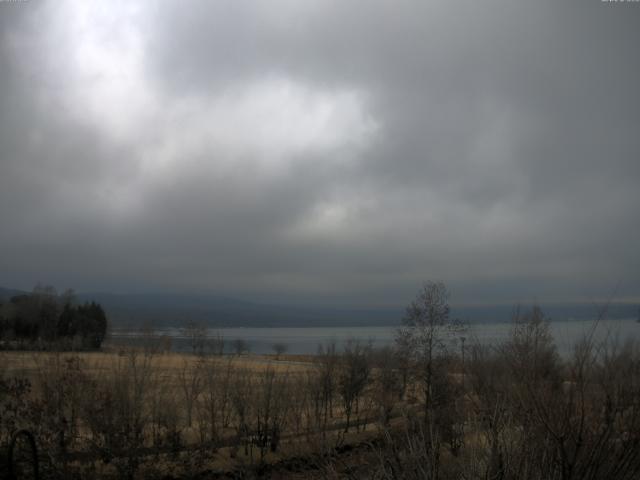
left=1, top=350, right=312, bottom=377
left=3, top=313, right=640, bottom=479
left=0, top=347, right=408, bottom=479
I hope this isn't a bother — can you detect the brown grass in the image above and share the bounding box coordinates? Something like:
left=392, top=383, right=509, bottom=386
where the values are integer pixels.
left=1, top=350, right=312, bottom=378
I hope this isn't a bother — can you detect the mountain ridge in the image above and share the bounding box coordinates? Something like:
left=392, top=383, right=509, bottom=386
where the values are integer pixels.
left=1, top=286, right=638, bottom=328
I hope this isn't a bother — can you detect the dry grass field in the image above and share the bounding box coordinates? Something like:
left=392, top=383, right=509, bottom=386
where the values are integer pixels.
left=0, top=347, right=396, bottom=478
left=1, top=350, right=313, bottom=378
left=3, top=312, right=640, bottom=479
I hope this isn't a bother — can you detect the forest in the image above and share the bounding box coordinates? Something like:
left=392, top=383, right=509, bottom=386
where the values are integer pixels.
left=0, top=285, right=108, bottom=351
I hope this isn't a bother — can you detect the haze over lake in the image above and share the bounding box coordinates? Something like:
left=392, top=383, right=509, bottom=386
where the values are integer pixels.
left=110, top=318, right=640, bottom=356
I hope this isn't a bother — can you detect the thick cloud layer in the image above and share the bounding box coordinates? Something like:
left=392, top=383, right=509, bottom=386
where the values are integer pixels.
left=0, top=0, right=638, bottom=306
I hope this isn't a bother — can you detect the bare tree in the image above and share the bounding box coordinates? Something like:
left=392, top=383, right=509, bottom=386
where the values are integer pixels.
left=182, top=320, right=207, bottom=355
left=178, top=357, right=203, bottom=428
left=394, top=281, right=464, bottom=476
left=338, top=339, right=371, bottom=432
left=198, top=357, right=234, bottom=446
left=316, top=341, right=339, bottom=431
left=396, top=282, right=459, bottom=416
left=207, top=331, right=224, bottom=356
left=233, top=338, right=249, bottom=355
left=229, top=368, right=254, bottom=458
left=138, top=323, right=162, bottom=355
left=499, top=305, right=640, bottom=480
left=371, top=346, right=404, bottom=425
left=272, top=342, right=288, bottom=359
left=82, top=350, right=158, bottom=479
left=254, top=367, right=290, bottom=459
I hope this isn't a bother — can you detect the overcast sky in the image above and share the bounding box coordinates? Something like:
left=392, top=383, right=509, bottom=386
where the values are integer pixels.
left=0, top=0, right=638, bottom=306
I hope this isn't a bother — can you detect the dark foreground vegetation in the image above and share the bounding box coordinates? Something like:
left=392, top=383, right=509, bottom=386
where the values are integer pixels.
left=0, top=285, right=108, bottom=351
left=1, top=282, right=640, bottom=479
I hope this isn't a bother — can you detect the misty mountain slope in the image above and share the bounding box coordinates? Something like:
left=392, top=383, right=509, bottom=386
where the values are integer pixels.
left=2, top=287, right=637, bottom=328
left=76, top=292, right=403, bottom=328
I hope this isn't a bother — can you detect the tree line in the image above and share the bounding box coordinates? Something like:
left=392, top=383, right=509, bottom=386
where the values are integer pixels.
left=0, top=284, right=107, bottom=350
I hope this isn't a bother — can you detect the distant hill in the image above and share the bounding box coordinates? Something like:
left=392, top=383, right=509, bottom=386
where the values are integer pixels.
left=0, top=287, right=25, bottom=302
left=453, top=303, right=639, bottom=325
left=1, top=286, right=637, bottom=328
left=75, top=292, right=403, bottom=328
left=76, top=292, right=640, bottom=328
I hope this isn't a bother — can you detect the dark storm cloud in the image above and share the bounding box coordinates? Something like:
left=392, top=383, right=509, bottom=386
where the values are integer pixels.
left=0, top=0, right=638, bottom=305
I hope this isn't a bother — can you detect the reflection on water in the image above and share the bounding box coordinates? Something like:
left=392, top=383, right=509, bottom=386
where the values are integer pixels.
left=109, top=318, right=639, bottom=356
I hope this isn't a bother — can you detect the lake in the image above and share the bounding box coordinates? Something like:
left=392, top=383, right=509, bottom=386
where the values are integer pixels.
left=109, top=318, right=640, bottom=356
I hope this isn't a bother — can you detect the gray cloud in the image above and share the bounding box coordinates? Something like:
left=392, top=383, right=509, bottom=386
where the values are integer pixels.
left=0, top=0, right=638, bottom=306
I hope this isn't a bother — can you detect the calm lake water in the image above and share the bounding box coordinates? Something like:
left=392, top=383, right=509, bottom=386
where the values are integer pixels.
left=110, top=318, right=639, bottom=356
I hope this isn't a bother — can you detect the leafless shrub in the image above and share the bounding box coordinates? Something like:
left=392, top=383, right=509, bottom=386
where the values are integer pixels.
left=149, top=379, right=181, bottom=453
left=230, top=367, right=255, bottom=458
left=254, top=366, right=290, bottom=459
left=272, top=342, right=288, bottom=358
left=197, top=356, right=234, bottom=446
left=183, top=320, right=207, bottom=355
left=29, top=353, right=91, bottom=473
left=284, top=372, right=309, bottom=437
left=370, top=347, right=404, bottom=425
left=233, top=338, right=250, bottom=355
left=138, top=324, right=166, bottom=355
left=0, top=375, right=33, bottom=448
left=338, top=339, right=371, bottom=433
left=315, top=341, right=339, bottom=432
left=462, top=305, right=640, bottom=480
left=178, top=357, right=203, bottom=428
left=372, top=413, right=442, bottom=480
left=206, top=331, right=225, bottom=356
left=80, top=350, right=158, bottom=479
